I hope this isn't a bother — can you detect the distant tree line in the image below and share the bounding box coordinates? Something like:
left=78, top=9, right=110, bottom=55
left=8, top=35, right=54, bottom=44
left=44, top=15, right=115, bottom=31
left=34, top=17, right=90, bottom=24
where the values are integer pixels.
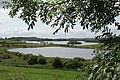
left=7, top=37, right=98, bottom=42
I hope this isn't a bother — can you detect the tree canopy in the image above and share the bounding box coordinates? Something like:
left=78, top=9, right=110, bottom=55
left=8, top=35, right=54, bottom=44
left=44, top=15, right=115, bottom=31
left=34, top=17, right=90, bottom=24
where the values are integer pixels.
left=3, top=0, right=120, bottom=33
left=3, top=0, right=120, bottom=80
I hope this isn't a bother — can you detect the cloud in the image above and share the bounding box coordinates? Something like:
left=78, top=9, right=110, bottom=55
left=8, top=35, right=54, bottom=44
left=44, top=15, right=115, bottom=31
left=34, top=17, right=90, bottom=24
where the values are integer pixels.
left=0, top=22, right=96, bottom=38
left=0, top=20, right=4, bottom=25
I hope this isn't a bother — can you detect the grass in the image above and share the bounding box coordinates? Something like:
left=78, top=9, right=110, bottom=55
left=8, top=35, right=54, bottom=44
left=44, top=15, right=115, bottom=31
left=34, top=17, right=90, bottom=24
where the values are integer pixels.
left=0, top=66, right=87, bottom=80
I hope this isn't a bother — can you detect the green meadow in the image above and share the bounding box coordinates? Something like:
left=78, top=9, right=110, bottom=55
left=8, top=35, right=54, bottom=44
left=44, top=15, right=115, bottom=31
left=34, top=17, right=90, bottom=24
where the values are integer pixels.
left=0, top=66, right=87, bottom=80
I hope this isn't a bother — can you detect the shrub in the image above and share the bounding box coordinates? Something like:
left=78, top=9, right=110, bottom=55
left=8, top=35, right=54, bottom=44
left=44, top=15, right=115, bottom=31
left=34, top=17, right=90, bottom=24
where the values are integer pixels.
left=2, top=44, right=11, bottom=47
left=74, top=57, right=86, bottom=61
left=27, top=55, right=37, bottom=65
left=52, top=57, right=63, bottom=68
left=0, top=52, right=3, bottom=55
left=18, top=53, right=23, bottom=57
left=23, top=45, right=27, bottom=48
left=37, top=57, right=47, bottom=64
left=22, top=54, right=31, bottom=60
left=67, top=41, right=82, bottom=44
left=64, top=60, right=83, bottom=69
left=0, top=53, right=11, bottom=59
left=14, top=52, right=20, bottom=56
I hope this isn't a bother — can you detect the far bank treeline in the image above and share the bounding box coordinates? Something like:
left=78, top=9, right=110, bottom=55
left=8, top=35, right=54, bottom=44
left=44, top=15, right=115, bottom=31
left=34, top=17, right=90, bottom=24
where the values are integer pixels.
left=6, top=37, right=98, bottom=42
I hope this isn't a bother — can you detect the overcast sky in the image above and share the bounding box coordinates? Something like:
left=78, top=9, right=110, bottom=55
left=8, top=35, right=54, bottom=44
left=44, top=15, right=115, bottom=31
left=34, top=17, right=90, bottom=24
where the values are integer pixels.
left=0, top=0, right=119, bottom=38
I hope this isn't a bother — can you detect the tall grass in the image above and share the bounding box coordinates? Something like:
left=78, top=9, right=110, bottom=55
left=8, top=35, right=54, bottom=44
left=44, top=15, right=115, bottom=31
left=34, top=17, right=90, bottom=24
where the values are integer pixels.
left=0, top=66, right=86, bottom=80
left=0, top=67, right=30, bottom=80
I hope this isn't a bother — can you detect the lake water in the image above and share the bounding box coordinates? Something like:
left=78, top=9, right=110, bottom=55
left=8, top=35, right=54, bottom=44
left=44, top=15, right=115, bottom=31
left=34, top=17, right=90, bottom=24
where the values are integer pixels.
left=8, top=47, right=94, bottom=59
left=26, top=41, right=98, bottom=46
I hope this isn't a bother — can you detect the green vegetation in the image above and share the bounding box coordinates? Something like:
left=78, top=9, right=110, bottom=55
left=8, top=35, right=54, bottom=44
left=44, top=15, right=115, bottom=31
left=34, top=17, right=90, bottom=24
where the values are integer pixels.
left=0, top=38, right=93, bottom=79
left=0, top=48, right=90, bottom=69
left=7, top=37, right=97, bottom=42
left=0, top=37, right=99, bottom=49
left=0, top=39, right=94, bottom=69
left=0, top=66, right=87, bottom=80
left=0, top=48, right=89, bottom=80
left=3, top=0, right=120, bottom=79
left=0, top=39, right=92, bottom=78
left=52, top=57, right=63, bottom=68
left=67, top=41, right=82, bottom=45
left=37, top=57, right=47, bottom=65
left=0, top=39, right=96, bottom=68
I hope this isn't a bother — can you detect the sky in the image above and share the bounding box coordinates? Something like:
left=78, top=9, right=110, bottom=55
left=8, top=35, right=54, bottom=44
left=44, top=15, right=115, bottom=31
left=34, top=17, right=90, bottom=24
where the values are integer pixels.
left=0, top=0, right=119, bottom=38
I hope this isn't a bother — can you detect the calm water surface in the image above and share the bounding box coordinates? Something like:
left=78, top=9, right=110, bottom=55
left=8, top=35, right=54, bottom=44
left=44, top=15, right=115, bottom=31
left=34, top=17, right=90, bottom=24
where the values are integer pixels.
left=8, top=47, right=94, bottom=59
left=26, top=41, right=98, bottom=45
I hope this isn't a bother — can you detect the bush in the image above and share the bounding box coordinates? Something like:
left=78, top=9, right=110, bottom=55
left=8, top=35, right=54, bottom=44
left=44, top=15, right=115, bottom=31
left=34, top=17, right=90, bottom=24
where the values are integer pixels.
left=14, top=52, right=23, bottom=56
left=52, top=57, right=63, bottom=68
left=0, top=53, right=11, bottom=59
left=74, top=57, right=86, bottom=61
left=27, top=55, right=37, bottom=65
left=2, top=44, right=11, bottom=47
left=0, top=52, right=3, bottom=55
left=64, top=60, right=83, bottom=69
left=67, top=41, right=82, bottom=45
left=37, top=57, right=47, bottom=64
left=14, top=52, right=19, bottom=56
left=23, top=45, right=27, bottom=48
left=22, top=54, right=31, bottom=60
left=18, top=53, right=23, bottom=57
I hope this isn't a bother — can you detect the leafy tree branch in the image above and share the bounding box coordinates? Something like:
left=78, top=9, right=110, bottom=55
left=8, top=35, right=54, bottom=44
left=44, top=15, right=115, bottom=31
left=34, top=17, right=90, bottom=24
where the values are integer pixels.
left=3, top=0, right=120, bottom=79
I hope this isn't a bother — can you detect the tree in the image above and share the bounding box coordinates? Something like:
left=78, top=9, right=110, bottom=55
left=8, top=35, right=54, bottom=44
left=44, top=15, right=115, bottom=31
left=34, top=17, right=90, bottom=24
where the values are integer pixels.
left=64, top=60, right=83, bottom=69
left=27, top=55, right=37, bottom=65
left=3, top=0, right=120, bottom=79
left=3, top=0, right=120, bottom=33
left=52, top=57, right=63, bottom=68
left=0, top=53, right=11, bottom=59
left=37, top=57, right=47, bottom=64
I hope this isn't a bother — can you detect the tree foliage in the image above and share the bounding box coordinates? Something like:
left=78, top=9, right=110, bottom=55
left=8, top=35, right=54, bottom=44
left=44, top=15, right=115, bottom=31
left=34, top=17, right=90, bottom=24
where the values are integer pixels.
left=3, top=0, right=120, bottom=79
left=27, top=55, right=37, bottom=65
left=37, top=57, right=47, bottom=64
left=64, top=60, right=83, bottom=69
left=3, top=0, right=120, bottom=33
left=52, top=57, right=63, bottom=68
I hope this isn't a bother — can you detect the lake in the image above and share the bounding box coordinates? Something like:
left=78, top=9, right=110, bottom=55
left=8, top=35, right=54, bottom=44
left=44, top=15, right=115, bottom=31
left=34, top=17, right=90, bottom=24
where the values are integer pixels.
left=26, top=41, right=98, bottom=46
left=8, top=47, right=94, bottom=59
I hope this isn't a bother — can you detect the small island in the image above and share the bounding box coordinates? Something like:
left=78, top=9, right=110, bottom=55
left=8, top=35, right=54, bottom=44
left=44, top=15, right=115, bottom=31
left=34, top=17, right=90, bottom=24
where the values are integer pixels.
left=67, top=40, right=82, bottom=45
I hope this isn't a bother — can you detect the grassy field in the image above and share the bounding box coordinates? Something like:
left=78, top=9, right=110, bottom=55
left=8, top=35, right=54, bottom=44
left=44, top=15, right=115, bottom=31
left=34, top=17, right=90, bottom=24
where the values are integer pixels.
left=0, top=66, right=87, bottom=80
